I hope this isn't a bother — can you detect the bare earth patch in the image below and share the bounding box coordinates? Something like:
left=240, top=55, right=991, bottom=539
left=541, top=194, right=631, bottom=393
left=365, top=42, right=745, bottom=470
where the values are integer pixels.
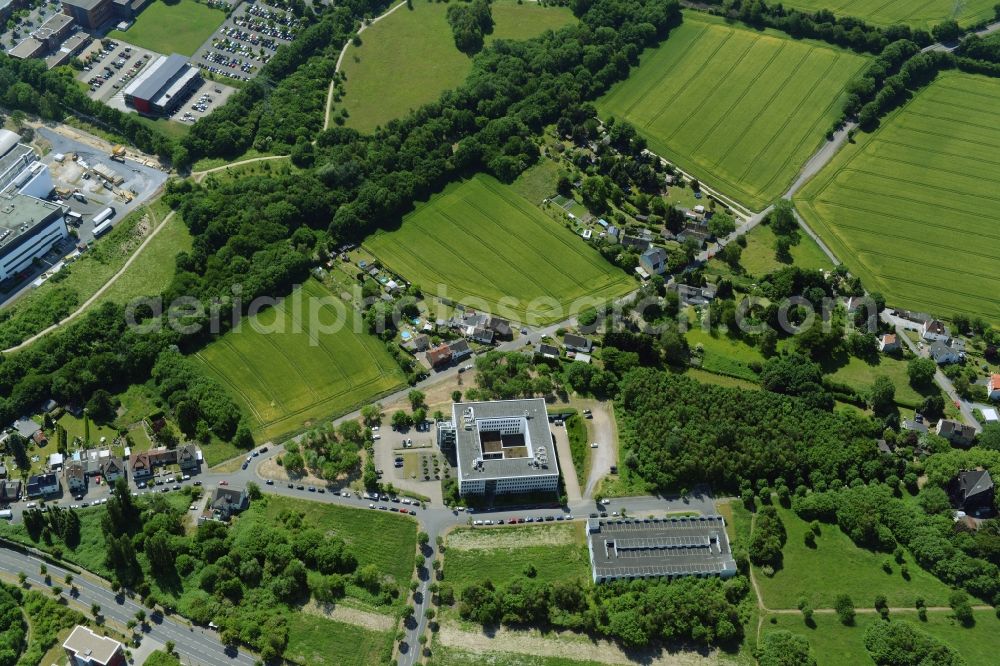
left=438, top=621, right=723, bottom=665
left=301, top=600, right=397, bottom=632
left=257, top=456, right=328, bottom=486
left=447, top=525, right=576, bottom=551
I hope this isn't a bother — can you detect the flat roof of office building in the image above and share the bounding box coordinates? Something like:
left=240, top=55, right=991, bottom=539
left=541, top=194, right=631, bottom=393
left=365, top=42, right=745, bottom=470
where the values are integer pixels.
left=588, top=516, right=737, bottom=581
left=452, top=398, right=559, bottom=482
left=0, top=193, right=64, bottom=251
left=124, top=53, right=191, bottom=102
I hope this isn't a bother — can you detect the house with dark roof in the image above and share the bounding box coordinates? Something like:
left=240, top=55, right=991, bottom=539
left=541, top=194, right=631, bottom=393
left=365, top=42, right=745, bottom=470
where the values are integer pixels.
left=176, top=443, right=200, bottom=472
left=0, top=480, right=21, bottom=504
left=935, top=419, right=977, bottom=447
left=487, top=317, right=512, bottom=341
left=536, top=344, right=560, bottom=360
left=876, top=439, right=894, bottom=456
left=669, top=283, right=718, bottom=307
left=12, top=417, right=41, bottom=439
left=902, top=419, right=928, bottom=434
left=410, top=334, right=430, bottom=352
left=200, top=487, right=249, bottom=524
left=950, top=469, right=995, bottom=516
left=65, top=461, right=86, bottom=495
left=426, top=344, right=453, bottom=368
left=620, top=234, right=651, bottom=252
left=922, top=319, right=950, bottom=342
left=99, top=456, right=125, bottom=482
left=26, top=472, right=59, bottom=498
left=130, top=452, right=152, bottom=479
left=563, top=333, right=592, bottom=353
left=638, top=246, right=668, bottom=276
left=471, top=326, right=494, bottom=345
left=930, top=341, right=961, bottom=365
left=450, top=339, right=472, bottom=360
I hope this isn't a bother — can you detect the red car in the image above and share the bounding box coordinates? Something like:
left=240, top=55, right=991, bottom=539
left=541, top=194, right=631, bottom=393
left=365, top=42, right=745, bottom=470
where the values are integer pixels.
left=219, top=480, right=228, bottom=486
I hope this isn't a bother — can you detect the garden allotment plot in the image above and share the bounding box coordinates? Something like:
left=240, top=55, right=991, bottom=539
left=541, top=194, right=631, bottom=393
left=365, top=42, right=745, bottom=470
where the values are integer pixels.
left=795, top=72, right=1000, bottom=319
left=781, top=0, right=996, bottom=29
left=193, top=279, right=405, bottom=441
left=365, top=174, right=633, bottom=324
left=597, top=12, right=867, bottom=210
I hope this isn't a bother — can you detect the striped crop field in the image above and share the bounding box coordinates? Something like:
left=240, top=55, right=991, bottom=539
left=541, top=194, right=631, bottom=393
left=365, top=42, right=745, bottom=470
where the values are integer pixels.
left=193, top=278, right=405, bottom=441
left=795, top=71, right=1000, bottom=319
left=781, top=0, right=996, bottom=29
left=365, top=174, right=633, bottom=325
left=596, top=11, right=868, bottom=211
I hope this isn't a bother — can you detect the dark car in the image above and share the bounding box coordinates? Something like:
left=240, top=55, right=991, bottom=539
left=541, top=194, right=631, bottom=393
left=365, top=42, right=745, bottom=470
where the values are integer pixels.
left=296, top=484, right=305, bottom=490
left=287, top=482, right=294, bottom=488
left=265, top=479, right=274, bottom=485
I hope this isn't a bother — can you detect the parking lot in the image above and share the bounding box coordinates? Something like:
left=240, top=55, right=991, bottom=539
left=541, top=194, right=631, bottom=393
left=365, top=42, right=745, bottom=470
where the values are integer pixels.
left=76, top=39, right=160, bottom=105
left=167, top=79, right=237, bottom=124
left=192, top=0, right=305, bottom=85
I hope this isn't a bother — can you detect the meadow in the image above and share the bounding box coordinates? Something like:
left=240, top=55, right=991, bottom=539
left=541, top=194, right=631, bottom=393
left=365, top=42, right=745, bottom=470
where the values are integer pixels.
left=706, top=221, right=832, bottom=280
left=781, top=0, right=997, bottom=29
left=193, top=279, right=406, bottom=441
left=795, top=71, right=1000, bottom=319
left=365, top=174, right=634, bottom=325
left=596, top=12, right=867, bottom=210
left=443, top=524, right=590, bottom=589
left=339, top=0, right=575, bottom=133
left=731, top=503, right=954, bottom=610
left=108, top=0, right=227, bottom=56
left=430, top=647, right=610, bottom=666
left=764, top=610, right=1000, bottom=666
left=284, top=614, right=393, bottom=666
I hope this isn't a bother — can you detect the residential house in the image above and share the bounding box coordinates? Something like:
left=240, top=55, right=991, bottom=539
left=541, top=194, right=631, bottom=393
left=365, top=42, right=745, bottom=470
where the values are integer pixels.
left=65, top=461, right=86, bottom=495
left=41, top=398, right=59, bottom=413
left=563, top=333, right=592, bottom=353
left=572, top=352, right=592, bottom=364
left=950, top=469, right=995, bottom=516
left=471, top=326, right=494, bottom=345
left=33, top=431, right=48, bottom=447
left=12, top=417, right=41, bottom=439
left=930, top=341, right=961, bottom=365
left=176, top=443, right=200, bottom=472
left=487, top=317, right=512, bottom=341
left=200, top=486, right=249, bottom=524
left=410, top=334, right=430, bottom=352
left=902, top=419, right=928, bottom=434
left=878, top=334, right=900, bottom=353
left=988, top=374, right=1000, bottom=401
left=0, top=480, right=21, bottom=504
left=63, top=625, right=125, bottom=666
left=426, top=344, right=453, bottom=368
left=537, top=344, right=560, bottom=360
left=26, top=472, right=59, bottom=498
left=130, top=452, right=152, bottom=479
left=99, top=456, right=125, bottom=482
left=620, top=234, right=651, bottom=252
left=876, top=439, right=894, bottom=456
left=0, top=463, right=6, bottom=479
left=638, top=247, right=668, bottom=276
left=676, top=227, right=710, bottom=247
left=670, top=283, right=718, bottom=307
left=450, top=339, right=472, bottom=361
left=922, top=319, right=950, bottom=342
left=936, top=419, right=977, bottom=447
left=48, top=452, right=63, bottom=470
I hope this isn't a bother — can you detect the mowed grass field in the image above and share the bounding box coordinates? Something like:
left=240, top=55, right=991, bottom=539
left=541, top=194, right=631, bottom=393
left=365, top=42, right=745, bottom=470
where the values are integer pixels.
left=339, top=0, right=575, bottom=133
left=285, top=615, right=393, bottom=666
left=109, top=0, right=226, bottom=56
left=597, top=12, right=867, bottom=210
left=365, top=174, right=633, bottom=324
left=193, top=279, right=406, bottom=441
left=781, top=0, right=997, bottom=28
left=795, top=71, right=1000, bottom=319
left=444, top=524, right=590, bottom=590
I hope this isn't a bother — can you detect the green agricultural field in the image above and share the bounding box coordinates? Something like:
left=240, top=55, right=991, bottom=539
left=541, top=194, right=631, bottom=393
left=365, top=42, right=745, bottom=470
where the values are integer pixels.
left=734, top=504, right=954, bottom=610
left=444, top=524, right=590, bottom=589
left=339, top=0, right=575, bottom=133
left=795, top=71, right=1000, bottom=319
left=365, top=174, right=633, bottom=324
left=108, top=0, right=227, bottom=56
left=597, top=12, right=867, bottom=210
left=193, top=279, right=406, bottom=441
left=284, top=614, right=394, bottom=666
left=781, top=0, right=997, bottom=29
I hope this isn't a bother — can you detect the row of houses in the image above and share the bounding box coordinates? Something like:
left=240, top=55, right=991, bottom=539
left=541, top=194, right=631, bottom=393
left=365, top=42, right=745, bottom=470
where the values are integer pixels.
left=131, top=443, right=200, bottom=479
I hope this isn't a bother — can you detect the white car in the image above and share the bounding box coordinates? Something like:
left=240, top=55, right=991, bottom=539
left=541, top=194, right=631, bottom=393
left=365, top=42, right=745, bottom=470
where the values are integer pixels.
left=372, top=434, right=381, bottom=440
left=372, top=426, right=379, bottom=432
left=590, top=442, right=599, bottom=448
left=601, top=498, right=611, bottom=505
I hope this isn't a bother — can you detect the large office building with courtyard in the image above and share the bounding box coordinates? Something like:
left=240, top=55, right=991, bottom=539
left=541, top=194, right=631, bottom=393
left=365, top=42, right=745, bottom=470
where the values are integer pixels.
left=438, top=398, right=560, bottom=497
left=587, top=516, right=738, bottom=584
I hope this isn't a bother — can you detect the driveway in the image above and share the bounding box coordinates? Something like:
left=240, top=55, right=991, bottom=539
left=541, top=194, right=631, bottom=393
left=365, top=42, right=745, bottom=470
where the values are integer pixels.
left=582, top=401, right=617, bottom=499
left=551, top=421, right=582, bottom=503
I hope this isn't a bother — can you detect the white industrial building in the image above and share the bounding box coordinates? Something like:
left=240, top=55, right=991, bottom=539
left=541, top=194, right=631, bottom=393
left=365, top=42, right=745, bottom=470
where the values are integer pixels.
left=438, top=398, right=560, bottom=497
left=0, top=129, right=54, bottom=199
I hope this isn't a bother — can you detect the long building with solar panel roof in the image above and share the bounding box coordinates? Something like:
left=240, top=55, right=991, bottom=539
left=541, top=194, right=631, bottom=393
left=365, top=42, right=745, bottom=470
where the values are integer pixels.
left=587, top=515, right=738, bottom=583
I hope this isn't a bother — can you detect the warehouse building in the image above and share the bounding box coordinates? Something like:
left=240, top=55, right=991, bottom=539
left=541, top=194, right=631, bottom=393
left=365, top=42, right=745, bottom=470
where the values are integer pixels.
left=587, top=516, right=738, bottom=584
left=123, top=53, right=201, bottom=116
left=0, top=193, right=68, bottom=281
left=438, top=398, right=560, bottom=497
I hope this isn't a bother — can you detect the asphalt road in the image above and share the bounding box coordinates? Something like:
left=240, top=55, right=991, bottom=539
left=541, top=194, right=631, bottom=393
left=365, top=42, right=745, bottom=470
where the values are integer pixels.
left=0, top=547, right=255, bottom=666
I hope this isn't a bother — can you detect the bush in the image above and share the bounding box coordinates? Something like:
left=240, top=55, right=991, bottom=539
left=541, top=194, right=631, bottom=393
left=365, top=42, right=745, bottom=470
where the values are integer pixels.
left=835, top=594, right=856, bottom=626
